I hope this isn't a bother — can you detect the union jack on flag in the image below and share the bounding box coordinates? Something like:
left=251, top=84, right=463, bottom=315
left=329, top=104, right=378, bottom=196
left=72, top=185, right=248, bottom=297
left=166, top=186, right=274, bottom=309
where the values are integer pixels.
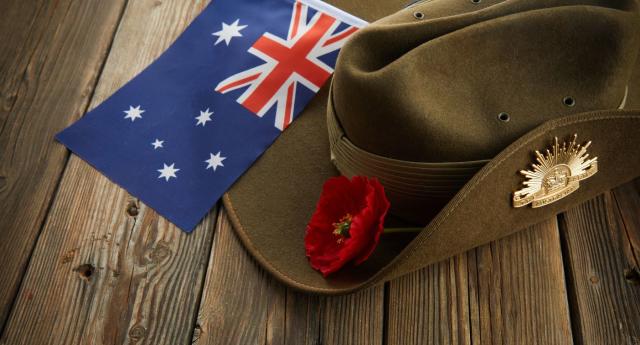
left=216, top=0, right=361, bottom=130
left=56, top=0, right=366, bottom=231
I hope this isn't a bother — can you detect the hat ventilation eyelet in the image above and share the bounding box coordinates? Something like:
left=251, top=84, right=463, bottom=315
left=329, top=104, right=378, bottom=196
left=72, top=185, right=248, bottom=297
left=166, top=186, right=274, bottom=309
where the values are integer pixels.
left=563, top=96, right=576, bottom=107
left=470, top=0, right=481, bottom=4
left=497, top=112, right=510, bottom=122
left=413, top=11, right=425, bottom=19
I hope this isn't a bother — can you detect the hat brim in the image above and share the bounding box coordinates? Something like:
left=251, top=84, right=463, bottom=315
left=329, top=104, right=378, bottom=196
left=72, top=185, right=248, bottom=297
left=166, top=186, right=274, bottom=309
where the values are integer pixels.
left=223, top=17, right=640, bottom=296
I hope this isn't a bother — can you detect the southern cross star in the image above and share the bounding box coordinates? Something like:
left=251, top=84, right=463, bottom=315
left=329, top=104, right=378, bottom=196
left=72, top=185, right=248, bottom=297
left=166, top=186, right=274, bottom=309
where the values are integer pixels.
left=124, top=105, right=145, bottom=122
left=158, top=163, right=180, bottom=181
left=151, top=139, right=164, bottom=149
left=212, top=19, right=247, bottom=46
left=205, top=151, right=226, bottom=171
left=195, top=108, right=214, bottom=126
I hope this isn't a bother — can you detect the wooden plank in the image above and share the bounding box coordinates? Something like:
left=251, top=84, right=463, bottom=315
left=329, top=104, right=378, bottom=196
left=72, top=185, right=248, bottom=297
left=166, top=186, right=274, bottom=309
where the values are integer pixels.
left=560, top=181, right=640, bottom=345
left=194, top=209, right=385, bottom=345
left=193, top=209, right=287, bottom=344
left=320, top=286, right=384, bottom=344
left=611, top=179, right=640, bottom=277
left=387, top=219, right=574, bottom=345
left=1, top=1, right=217, bottom=344
left=0, top=0, right=126, bottom=329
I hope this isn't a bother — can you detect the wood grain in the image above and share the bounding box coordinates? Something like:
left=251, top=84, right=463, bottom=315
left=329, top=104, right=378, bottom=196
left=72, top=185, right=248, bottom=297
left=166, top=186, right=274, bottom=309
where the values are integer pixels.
left=195, top=209, right=385, bottom=345
left=611, top=179, right=640, bottom=277
left=279, top=283, right=384, bottom=345
left=320, top=286, right=384, bottom=345
left=387, top=219, right=574, bottom=345
left=0, top=0, right=126, bottom=329
left=560, top=182, right=640, bottom=345
left=193, top=209, right=286, bottom=345
left=1, top=1, right=217, bottom=344
left=2, top=0, right=638, bottom=343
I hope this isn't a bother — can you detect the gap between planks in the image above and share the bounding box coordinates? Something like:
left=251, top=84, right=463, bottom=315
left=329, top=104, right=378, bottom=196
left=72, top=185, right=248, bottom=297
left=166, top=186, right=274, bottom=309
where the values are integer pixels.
left=1, top=0, right=638, bottom=343
left=0, top=0, right=128, bottom=332
left=2, top=1, right=217, bottom=344
left=558, top=181, right=640, bottom=345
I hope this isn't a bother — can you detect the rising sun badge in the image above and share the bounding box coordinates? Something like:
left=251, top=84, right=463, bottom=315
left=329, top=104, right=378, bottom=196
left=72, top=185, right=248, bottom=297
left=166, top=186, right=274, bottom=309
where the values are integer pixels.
left=513, top=134, right=598, bottom=208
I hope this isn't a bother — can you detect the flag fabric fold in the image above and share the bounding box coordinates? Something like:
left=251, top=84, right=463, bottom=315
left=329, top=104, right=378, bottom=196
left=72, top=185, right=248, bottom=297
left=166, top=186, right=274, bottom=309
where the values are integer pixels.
left=56, top=0, right=367, bottom=231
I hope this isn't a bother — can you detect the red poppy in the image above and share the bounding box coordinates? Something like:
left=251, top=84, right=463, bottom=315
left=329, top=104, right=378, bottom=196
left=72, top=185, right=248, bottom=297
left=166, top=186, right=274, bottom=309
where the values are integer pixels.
left=304, top=176, right=390, bottom=276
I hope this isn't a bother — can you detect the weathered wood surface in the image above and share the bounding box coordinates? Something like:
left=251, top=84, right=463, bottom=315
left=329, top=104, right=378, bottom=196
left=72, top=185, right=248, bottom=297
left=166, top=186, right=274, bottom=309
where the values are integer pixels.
left=387, top=218, right=573, bottom=345
left=1, top=1, right=216, bottom=344
left=560, top=183, right=640, bottom=345
left=0, top=0, right=639, bottom=344
left=0, top=0, right=126, bottom=330
left=194, top=209, right=385, bottom=345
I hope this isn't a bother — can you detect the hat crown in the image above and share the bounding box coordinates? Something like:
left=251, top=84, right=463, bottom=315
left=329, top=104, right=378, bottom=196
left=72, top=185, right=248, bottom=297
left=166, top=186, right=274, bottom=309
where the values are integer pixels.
left=331, top=0, right=640, bottom=163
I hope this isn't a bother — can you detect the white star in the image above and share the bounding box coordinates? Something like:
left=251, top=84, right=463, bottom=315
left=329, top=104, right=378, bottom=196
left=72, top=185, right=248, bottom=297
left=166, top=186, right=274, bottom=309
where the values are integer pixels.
left=124, top=105, right=145, bottom=122
left=151, top=139, right=164, bottom=149
left=212, top=19, right=247, bottom=46
left=157, top=163, right=180, bottom=182
left=205, top=151, right=226, bottom=172
left=195, top=108, right=214, bottom=126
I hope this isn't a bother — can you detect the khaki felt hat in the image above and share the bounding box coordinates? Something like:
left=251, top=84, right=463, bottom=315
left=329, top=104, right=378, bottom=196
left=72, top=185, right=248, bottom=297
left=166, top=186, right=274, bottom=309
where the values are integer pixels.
left=223, top=0, right=640, bottom=294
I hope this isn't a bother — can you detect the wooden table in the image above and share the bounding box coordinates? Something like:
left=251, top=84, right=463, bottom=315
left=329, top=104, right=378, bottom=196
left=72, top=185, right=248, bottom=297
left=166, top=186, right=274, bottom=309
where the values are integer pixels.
left=1, top=1, right=639, bottom=344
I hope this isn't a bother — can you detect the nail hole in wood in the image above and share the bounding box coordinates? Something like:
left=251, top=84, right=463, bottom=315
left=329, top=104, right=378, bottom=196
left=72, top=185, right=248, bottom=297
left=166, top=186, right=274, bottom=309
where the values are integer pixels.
left=193, top=324, right=203, bottom=342
left=126, top=201, right=139, bottom=217
left=74, top=264, right=95, bottom=281
left=624, top=268, right=640, bottom=285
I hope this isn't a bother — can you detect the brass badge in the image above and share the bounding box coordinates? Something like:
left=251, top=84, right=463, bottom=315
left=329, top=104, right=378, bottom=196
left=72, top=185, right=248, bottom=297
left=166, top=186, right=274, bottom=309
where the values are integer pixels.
left=513, top=134, right=597, bottom=208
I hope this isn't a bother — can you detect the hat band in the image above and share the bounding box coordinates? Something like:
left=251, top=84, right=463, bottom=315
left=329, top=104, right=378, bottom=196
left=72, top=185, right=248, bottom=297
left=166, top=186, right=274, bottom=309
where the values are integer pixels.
left=327, top=90, right=488, bottom=202
left=328, top=85, right=629, bottom=203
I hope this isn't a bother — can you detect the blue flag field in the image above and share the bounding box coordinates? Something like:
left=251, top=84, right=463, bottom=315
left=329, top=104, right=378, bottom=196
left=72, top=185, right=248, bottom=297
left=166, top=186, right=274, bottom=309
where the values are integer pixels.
left=56, top=0, right=366, bottom=231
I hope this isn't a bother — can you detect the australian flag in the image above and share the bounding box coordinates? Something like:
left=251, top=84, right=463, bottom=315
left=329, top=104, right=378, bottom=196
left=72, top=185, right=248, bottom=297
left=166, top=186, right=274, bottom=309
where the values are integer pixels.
left=56, top=0, right=366, bottom=231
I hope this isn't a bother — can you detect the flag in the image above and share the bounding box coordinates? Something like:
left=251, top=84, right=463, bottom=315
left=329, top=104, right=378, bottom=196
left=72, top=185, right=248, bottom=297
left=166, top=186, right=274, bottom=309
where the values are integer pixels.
left=56, top=0, right=367, bottom=231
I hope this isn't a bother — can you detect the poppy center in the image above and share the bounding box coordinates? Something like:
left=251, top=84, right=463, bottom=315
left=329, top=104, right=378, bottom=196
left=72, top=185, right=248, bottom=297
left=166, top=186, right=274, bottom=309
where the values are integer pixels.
left=332, top=214, right=352, bottom=244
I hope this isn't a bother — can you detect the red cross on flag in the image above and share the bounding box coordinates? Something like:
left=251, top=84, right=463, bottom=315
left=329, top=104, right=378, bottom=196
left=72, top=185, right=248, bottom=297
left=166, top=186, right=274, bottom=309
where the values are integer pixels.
left=215, top=0, right=361, bottom=130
